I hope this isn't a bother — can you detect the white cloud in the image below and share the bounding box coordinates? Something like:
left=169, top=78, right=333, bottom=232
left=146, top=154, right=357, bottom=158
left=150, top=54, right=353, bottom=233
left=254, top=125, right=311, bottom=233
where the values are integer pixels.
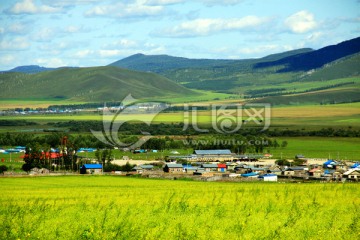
left=32, top=27, right=55, bottom=41
left=85, top=1, right=166, bottom=19
left=74, top=50, right=95, bottom=58
left=64, top=25, right=81, bottom=33
left=306, top=32, right=324, bottom=42
left=0, top=54, right=16, bottom=65
left=105, top=39, right=139, bottom=49
left=41, top=0, right=98, bottom=7
left=154, top=16, right=272, bottom=37
left=0, top=37, right=30, bottom=50
left=98, top=50, right=124, bottom=58
left=8, top=0, right=62, bottom=14
left=200, top=0, right=244, bottom=6
left=285, top=10, right=317, bottom=34
left=35, top=58, right=66, bottom=67
left=146, top=0, right=185, bottom=5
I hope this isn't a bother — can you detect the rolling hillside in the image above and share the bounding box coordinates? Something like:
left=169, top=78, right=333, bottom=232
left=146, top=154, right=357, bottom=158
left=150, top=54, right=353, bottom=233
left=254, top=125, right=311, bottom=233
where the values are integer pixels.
left=109, top=49, right=313, bottom=74
left=109, top=37, right=360, bottom=105
left=0, top=66, right=194, bottom=102
left=109, top=53, right=237, bottom=73
left=254, top=36, right=360, bottom=72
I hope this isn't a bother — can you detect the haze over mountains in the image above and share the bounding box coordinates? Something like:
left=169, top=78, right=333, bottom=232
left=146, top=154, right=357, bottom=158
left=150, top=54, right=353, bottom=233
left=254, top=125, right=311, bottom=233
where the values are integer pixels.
left=1, top=36, right=359, bottom=104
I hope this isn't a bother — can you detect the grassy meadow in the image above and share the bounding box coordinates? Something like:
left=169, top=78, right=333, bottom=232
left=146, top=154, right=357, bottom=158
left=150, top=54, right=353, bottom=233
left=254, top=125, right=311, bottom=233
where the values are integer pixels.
left=0, top=176, right=359, bottom=240
left=266, top=137, right=360, bottom=160
left=2, top=102, right=360, bottom=130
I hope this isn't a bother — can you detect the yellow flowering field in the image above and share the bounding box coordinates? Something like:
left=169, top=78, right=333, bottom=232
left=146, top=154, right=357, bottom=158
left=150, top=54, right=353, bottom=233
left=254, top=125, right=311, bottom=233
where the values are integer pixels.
left=0, top=176, right=359, bottom=240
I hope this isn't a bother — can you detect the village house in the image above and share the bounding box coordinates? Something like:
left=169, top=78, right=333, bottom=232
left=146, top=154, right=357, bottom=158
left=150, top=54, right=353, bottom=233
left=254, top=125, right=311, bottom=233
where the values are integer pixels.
left=226, top=162, right=238, bottom=171
left=268, top=166, right=282, bottom=176
left=283, top=166, right=307, bottom=177
left=132, top=164, right=154, bottom=173
left=163, top=164, right=183, bottom=173
left=81, top=164, right=102, bottom=174
left=343, top=169, right=360, bottom=181
left=201, top=164, right=218, bottom=172
left=308, top=168, right=323, bottom=178
left=194, top=149, right=234, bottom=162
left=217, top=164, right=227, bottom=172
left=183, top=165, right=198, bottom=174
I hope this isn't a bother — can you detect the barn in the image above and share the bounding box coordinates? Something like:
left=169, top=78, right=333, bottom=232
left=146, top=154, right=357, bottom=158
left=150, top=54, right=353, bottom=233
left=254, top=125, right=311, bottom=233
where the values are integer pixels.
left=81, top=164, right=102, bottom=174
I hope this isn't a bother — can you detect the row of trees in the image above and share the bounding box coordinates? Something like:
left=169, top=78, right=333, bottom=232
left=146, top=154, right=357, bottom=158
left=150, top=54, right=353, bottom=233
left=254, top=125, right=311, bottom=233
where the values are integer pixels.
left=50, top=121, right=360, bottom=137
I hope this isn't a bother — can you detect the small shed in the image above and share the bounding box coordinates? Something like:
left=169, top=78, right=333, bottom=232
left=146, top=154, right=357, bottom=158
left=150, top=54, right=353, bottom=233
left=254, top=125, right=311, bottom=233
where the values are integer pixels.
left=308, top=168, right=323, bottom=178
left=164, top=164, right=183, bottom=173
left=217, top=164, right=227, bottom=172
left=258, top=174, right=278, bottom=182
left=81, top=164, right=102, bottom=174
left=201, top=164, right=218, bottom=172
left=226, top=162, right=238, bottom=170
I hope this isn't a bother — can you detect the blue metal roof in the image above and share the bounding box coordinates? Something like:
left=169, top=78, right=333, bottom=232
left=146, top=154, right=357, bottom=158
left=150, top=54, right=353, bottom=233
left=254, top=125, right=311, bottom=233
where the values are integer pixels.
left=194, top=149, right=232, bottom=155
left=351, top=162, right=360, bottom=168
left=258, top=174, right=277, bottom=178
left=83, top=164, right=102, bottom=169
left=323, top=160, right=336, bottom=165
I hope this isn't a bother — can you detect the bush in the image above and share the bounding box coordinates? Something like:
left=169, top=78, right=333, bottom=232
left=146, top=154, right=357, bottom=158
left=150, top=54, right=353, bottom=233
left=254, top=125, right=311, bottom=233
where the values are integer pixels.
left=0, top=165, right=8, bottom=174
left=275, top=159, right=290, bottom=166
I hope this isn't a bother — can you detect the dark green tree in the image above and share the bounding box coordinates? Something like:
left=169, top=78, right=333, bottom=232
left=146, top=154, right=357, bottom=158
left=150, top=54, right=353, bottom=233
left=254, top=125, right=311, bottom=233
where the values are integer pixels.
left=95, top=149, right=113, bottom=168
left=22, top=143, right=44, bottom=172
left=0, top=165, right=8, bottom=174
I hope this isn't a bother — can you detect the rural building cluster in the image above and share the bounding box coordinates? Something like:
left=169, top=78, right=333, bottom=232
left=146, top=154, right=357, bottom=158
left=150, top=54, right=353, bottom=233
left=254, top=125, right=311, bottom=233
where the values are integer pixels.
left=77, top=149, right=360, bottom=182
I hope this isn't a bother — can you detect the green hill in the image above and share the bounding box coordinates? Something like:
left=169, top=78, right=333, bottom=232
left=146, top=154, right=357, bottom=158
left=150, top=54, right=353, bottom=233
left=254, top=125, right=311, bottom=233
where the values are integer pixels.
left=109, top=49, right=313, bottom=74
left=250, top=86, right=360, bottom=105
left=254, top=36, right=360, bottom=72
left=0, top=66, right=194, bottom=102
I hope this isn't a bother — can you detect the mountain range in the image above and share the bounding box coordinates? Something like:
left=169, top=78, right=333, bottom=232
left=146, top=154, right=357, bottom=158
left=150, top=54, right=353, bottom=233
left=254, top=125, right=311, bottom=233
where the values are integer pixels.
left=1, top=36, right=359, bottom=105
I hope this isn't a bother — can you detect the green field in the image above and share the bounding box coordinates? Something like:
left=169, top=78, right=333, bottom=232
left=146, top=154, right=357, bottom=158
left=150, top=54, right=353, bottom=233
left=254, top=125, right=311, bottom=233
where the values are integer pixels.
left=2, top=102, right=360, bottom=130
left=1, top=136, right=359, bottom=168
left=0, top=176, right=359, bottom=240
left=266, top=137, right=360, bottom=160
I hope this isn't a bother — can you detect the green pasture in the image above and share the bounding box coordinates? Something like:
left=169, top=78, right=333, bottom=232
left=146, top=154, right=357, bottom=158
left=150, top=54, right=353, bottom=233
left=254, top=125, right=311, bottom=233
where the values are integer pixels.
left=0, top=91, right=236, bottom=110
left=238, top=76, right=360, bottom=95
left=266, top=137, right=360, bottom=160
left=0, top=176, right=359, bottom=240
left=2, top=102, right=360, bottom=130
left=147, top=90, right=238, bottom=103
left=0, top=99, right=87, bottom=110
left=2, top=136, right=358, bottom=163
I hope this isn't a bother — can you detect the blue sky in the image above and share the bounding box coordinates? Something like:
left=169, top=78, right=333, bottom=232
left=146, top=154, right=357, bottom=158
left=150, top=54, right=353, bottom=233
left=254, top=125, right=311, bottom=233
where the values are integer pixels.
left=0, top=0, right=359, bottom=70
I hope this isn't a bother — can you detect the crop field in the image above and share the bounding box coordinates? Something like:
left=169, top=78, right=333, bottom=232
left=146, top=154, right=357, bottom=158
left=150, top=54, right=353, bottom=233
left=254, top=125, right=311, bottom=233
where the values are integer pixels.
left=2, top=102, right=360, bottom=130
left=0, top=176, right=359, bottom=240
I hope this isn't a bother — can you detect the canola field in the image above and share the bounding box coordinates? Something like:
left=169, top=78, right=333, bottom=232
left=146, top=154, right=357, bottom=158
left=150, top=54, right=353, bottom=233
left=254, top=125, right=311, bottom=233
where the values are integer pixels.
left=0, top=176, right=359, bottom=240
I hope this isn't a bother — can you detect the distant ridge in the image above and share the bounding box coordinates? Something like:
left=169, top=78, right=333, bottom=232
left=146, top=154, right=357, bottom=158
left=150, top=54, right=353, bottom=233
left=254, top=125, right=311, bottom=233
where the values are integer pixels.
left=109, top=49, right=313, bottom=73
left=254, top=36, right=360, bottom=72
left=4, top=65, right=55, bottom=74
left=109, top=53, right=236, bottom=73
